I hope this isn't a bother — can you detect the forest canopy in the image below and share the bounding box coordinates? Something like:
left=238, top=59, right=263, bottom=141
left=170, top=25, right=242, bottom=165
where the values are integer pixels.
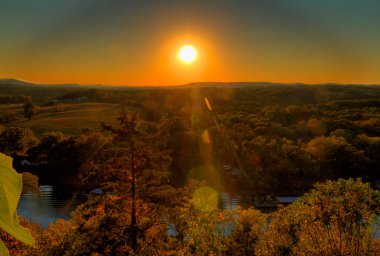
left=1, top=82, right=380, bottom=255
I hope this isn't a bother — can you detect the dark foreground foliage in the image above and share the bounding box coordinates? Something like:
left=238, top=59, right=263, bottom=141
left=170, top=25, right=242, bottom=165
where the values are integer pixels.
left=2, top=179, right=380, bottom=255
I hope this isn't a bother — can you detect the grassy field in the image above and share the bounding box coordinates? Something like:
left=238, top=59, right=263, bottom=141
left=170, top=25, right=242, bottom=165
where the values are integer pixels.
left=2, top=102, right=123, bottom=136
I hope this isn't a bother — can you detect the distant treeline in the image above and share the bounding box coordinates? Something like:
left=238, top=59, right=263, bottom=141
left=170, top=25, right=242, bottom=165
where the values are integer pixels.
left=1, top=84, right=380, bottom=195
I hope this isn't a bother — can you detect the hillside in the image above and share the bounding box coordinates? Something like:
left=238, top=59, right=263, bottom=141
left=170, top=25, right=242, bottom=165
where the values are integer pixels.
left=1, top=79, right=380, bottom=106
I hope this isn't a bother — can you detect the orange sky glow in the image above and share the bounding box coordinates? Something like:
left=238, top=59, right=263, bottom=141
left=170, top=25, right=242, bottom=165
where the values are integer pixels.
left=1, top=1, right=380, bottom=86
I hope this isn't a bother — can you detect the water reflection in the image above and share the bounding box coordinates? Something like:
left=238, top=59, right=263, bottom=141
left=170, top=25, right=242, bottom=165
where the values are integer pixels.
left=220, top=192, right=241, bottom=210
left=17, top=185, right=86, bottom=228
left=17, top=183, right=296, bottom=229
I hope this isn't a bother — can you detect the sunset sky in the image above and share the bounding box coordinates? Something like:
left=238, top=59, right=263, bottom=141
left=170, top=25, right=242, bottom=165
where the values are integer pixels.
left=1, top=0, right=380, bottom=86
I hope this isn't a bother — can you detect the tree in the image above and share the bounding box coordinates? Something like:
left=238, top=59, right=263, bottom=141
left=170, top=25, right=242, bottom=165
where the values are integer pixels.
left=354, top=134, right=380, bottom=177
left=166, top=182, right=236, bottom=255
left=23, top=97, right=35, bottom=119
left=0, top=110, right=16, bottom=124
left=227, top=208, right=266, bottom=256
left=306, top=135, right=367, bottom=179
left=101, top=110, right=140, bottom=252
left=27, top=131, right=65, bottom=160
left=75, top=109, right=176, bottom=254
left=26, top=131, right=109, bottom=181
left=0, top=127, right=39, bottom=156
left=306, top=118, right=327, bottom=137
left=257, top=179, right=380, bottom=255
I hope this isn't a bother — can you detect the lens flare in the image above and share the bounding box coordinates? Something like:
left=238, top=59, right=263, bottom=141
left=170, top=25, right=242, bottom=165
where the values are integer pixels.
left=191, top=186, right=219, bottom=211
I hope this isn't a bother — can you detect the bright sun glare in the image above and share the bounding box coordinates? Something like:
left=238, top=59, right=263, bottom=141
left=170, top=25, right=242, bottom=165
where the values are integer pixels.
left=178, top=45, right=197, bottom=63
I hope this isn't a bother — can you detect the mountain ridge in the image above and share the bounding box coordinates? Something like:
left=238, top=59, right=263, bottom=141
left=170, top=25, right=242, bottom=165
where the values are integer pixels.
left=1, top=78, right=379, bottom=89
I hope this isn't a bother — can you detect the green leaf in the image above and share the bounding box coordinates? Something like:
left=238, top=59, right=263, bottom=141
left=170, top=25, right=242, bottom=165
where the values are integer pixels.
left=0, top=239, right=10, bottom=256
left=0, top=153, right=35, bottom=246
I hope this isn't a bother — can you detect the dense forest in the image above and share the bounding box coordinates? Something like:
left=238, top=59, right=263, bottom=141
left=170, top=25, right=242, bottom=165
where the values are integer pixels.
left=1, top=81, right=380, bottom=255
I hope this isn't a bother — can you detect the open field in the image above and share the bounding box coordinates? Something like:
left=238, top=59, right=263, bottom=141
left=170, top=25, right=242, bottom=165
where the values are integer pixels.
left=2, top=102, right=122, bottom=136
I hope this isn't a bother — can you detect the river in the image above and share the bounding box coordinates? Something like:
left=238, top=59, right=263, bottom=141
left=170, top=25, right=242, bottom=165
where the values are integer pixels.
left=16, top=179, right=380, bottom=242
left=17, top=184, right=87, bottom=228
left=17, top=184, right=260, bottom=228
left=17, top=179, right=298, bottom=228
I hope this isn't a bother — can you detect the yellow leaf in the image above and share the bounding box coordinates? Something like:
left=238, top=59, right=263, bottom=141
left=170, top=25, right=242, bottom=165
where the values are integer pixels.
left=0, top=153, right=35, bottom=246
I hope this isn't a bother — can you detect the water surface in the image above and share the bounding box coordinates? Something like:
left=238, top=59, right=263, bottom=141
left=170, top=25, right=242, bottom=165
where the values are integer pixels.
left=18, top=185, right=86, bottom=228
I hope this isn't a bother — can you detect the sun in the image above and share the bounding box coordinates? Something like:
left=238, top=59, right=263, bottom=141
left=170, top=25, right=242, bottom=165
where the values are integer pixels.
left=178, top=45, right=197, bottom=63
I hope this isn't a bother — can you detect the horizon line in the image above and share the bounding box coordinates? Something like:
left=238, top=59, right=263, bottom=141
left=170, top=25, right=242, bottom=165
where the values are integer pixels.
left=1, top=77, right=379, bottom=87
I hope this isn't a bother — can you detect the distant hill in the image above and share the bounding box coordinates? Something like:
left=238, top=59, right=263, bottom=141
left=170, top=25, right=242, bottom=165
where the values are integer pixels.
left=0, top=78, right=36, bottom=87
left=0, top=78, right=110, bottom=89
left=177, top=81, right=305, bottom=88
left=0, top=78, right=82, bottom=88
left=1, top=78, right=380, bottom=106
left=1, top=78, right=379, bottom=89
left=177, top=81, right=380, bottom=88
